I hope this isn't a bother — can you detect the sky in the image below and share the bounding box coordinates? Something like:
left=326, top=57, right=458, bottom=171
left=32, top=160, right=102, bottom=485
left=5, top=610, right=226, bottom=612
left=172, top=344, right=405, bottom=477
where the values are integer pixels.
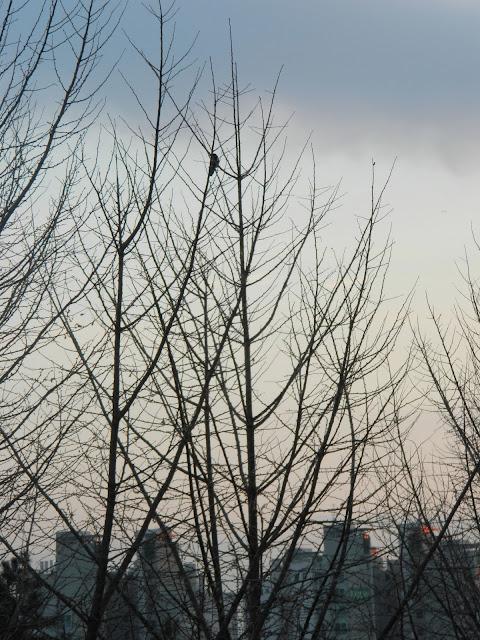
left=118, top=0, right=480, bottom=450
left=114, top=0, right=480, bottom=323
left=7, top=0, right=475, bottom=552
left=2, top=0, right=475, bottom=561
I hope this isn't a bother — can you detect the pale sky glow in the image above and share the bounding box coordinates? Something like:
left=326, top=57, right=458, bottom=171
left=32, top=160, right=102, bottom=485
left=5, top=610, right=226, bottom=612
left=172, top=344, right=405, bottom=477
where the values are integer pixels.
left=158, top=0, right=480, bottom=313
left=118, top=0, right=478, bottom=312
left=97, top=0, right=480, bottom=443
left=87, top=0, right=477, bottom=318
left=142, top=0, right=480, bottom=449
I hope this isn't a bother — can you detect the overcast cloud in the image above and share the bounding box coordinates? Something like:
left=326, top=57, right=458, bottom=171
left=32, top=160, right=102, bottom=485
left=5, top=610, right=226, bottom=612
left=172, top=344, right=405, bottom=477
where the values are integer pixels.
left=170, top=0, right=480, bottom=110
left=120, top=0, right=475, bottom=171
left=117, top=1, right=480, bottom=315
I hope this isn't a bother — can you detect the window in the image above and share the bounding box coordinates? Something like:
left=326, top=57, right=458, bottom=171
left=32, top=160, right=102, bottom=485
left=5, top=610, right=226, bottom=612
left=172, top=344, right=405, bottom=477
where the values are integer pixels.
left=64, top=612, right=73, bottom=630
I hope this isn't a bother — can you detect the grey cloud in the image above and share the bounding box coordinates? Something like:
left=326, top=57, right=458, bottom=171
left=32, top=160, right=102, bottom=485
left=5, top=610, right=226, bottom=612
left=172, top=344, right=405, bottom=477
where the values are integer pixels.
left=115, top=1, right=480, bottom=172
left=169, top=0, right=480, bottom=114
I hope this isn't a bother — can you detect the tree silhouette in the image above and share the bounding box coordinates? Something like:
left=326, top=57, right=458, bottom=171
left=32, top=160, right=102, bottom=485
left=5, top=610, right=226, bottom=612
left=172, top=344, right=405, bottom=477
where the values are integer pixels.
left=0, top=553, right=46, bottom=640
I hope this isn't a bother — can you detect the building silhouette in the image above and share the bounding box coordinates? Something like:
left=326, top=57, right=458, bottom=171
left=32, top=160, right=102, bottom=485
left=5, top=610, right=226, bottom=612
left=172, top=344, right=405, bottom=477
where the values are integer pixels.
left=374, top=523, right=480, bottom=639
left=42, top=530, right=99, bottom=638
left=263, top=524, right=375, bottom=639
left=131, top=529, right=200, bottom=640
left=28, top=521, right=480, bottom=639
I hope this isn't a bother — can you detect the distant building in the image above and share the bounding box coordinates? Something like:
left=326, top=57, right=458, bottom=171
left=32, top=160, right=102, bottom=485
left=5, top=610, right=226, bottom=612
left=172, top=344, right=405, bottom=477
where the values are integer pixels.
left=100, top=569, right=139, bottom=640
left=39, top=527, right=232, bottom=639
left=372, top=553, right=402, bottom=639
left=42, top=530, right=99, bottom=639
left=131, top=529, right=201, bottom=640
left=374, top=523, right=480, bottom=639
left=322, top=524, right=376, bottom=639
left=263, top=546, right=325, bottom=639
left=36, top=521, right=480, bottom=639
left=263, top=524, right=375, bottom=639
left=200, top=581, right=239, bottom=639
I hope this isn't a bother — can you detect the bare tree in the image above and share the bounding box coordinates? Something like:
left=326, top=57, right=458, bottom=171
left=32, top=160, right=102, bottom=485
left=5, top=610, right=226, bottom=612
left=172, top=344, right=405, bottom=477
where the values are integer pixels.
left=0, top=0, right=120, bottom=541
left=392, top=259, right=480, bottom=640
left=0, top=0, right=118, bottom=373
left=0, top=3, right=413, bottom=640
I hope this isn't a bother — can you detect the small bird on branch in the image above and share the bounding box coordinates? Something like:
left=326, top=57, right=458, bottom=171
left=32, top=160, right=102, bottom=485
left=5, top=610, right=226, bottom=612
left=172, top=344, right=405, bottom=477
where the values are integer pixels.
left=209, top=153, right=220, bottom=177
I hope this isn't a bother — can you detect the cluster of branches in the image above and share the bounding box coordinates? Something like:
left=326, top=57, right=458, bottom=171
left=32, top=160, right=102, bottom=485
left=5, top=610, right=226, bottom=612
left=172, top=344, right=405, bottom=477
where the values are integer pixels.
left=1, top=1, right=479, bottom=640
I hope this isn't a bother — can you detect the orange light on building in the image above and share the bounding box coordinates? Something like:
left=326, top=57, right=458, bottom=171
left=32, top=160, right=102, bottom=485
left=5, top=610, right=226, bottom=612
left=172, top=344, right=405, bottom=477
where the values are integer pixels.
left=155, top=532, right=179, bottom=541
left=420, top=525, right=440, bottom=535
